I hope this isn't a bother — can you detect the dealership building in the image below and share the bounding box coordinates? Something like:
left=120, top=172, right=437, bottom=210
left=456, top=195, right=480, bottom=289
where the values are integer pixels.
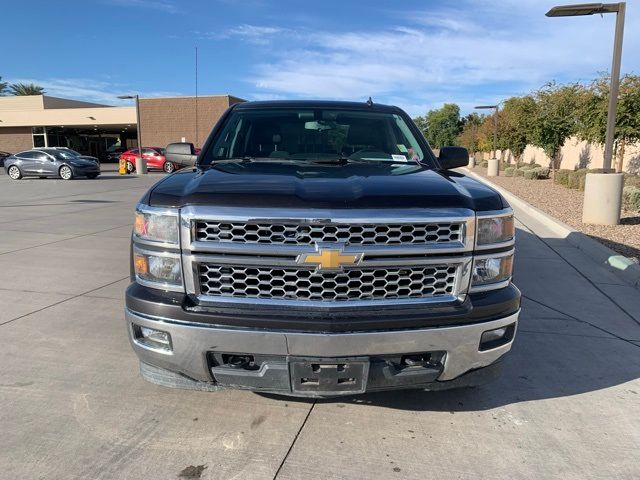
left=0, top=94, right=244, bottom=158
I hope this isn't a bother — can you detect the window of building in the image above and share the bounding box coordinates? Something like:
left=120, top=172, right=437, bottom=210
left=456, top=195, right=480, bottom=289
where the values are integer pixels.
left=32, top=127, right=46, bottom=148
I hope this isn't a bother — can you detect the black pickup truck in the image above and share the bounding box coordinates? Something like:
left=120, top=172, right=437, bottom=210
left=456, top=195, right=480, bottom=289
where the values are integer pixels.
left=126, top=100, right=520, bottom=397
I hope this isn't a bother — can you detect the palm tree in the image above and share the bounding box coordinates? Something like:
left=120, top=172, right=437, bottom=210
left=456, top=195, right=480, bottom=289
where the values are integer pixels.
left=0, top=76, right=8, bottom=96
left=10, top=83, right=45, bottom=96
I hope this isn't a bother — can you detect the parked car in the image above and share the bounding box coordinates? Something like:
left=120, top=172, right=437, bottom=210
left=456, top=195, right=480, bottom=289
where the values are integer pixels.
left=4, top=148, right=100, bottom=180
left=120, top=147, right=177, bottom=173
left=39, top=147, right=100, bottom=164
left=0, top=151, right=11, bottom=168
left=106, top=145, right=128, bottom=163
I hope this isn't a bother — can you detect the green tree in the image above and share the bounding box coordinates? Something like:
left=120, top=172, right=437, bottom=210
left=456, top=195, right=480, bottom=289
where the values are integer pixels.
left=9, top=82, right=45, bottom=95
left=496, top=96, right=536, bottom=163
left=422, top=103, right=462, bottom=148
left=529, top=82, right=585, bottom=170
left=412, top=115, right=428, bottom=139
left=457, top=112, right=483, bottom=153
left=578, top=74, right=640, bottom=172
left=0, top=77, right=8, bottom=96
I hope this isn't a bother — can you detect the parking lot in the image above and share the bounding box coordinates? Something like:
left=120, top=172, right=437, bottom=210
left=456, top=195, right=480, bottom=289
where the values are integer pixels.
left=0, top=166, right=638, bottom=480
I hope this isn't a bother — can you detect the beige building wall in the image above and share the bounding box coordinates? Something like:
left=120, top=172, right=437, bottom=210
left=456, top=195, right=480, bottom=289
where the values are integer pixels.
left=139, top=95, right=244, bottom=148
left=0, top=127, right=33, bottom=152
left=0, top=95, right=107, bottom=112
left=0, top=96, right=45, bottom=111
left=479, top=137, right=640, bottom=174
left=0, top=106, right=135, bottom=128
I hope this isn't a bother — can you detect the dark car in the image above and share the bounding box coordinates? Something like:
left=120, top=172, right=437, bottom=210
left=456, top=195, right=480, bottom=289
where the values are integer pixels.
left=125, top=100, right=519, bottom=398
left=0, top=151, right=11, bottom=168
left=4, top=148, right=100, bottom=180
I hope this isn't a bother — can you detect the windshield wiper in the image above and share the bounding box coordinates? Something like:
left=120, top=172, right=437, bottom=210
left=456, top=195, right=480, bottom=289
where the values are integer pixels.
left=311, top=154, right=357, bottom=165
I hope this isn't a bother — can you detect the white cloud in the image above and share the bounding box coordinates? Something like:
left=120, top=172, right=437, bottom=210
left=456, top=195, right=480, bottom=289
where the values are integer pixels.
left=223, top=1, right=640, bottom=115
left=105, top=0, right=179, bottom=14
left=7, top=78, right=182, bottom=105
left=200, top=24, right=291, bottom=44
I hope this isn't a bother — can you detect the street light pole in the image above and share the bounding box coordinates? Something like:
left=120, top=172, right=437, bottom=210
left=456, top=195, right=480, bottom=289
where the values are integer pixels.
left=603, top=2, right=625, bottom=171
left=134, top=94, right=144, bottom=174
left=546, top=3, right=627, bottom=225
left=117, top=94, right=147, bottom=174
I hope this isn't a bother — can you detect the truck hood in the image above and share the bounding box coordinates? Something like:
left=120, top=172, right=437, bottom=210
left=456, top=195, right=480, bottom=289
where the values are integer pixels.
left=147, top=161, right=505, bottom=211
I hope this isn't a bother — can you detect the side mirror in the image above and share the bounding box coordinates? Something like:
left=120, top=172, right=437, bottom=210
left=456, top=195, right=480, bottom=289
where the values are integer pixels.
left=165, top=142, right=198, bottom=167
left=438, top=146, right=469, bottom=170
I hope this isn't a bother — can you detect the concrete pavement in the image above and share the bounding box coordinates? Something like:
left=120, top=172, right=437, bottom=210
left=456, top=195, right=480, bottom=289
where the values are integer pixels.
left=0, top=166, right=638, bottom=479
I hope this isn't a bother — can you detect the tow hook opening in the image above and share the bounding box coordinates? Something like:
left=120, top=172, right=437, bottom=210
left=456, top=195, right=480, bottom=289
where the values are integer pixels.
left=399, top=351, right=445, bottom=369
left=222, top=354, right=255, bottom=370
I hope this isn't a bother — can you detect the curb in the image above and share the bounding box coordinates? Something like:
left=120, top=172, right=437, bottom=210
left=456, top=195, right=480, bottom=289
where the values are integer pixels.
left=462, top=168, right=640, bottom=290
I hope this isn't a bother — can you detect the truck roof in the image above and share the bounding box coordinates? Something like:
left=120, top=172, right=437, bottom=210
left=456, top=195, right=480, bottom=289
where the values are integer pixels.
left=233, top=99, right=402, bottom=113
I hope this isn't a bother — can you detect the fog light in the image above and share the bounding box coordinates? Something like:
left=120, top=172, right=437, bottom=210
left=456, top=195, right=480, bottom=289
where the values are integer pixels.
left=479, top=323, right=515, bottom=351
left=133, top=324, right=172, bottom=352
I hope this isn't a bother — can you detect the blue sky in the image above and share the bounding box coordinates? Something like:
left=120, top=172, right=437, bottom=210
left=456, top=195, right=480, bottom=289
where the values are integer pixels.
left=3, top=0, right=639, bottom=116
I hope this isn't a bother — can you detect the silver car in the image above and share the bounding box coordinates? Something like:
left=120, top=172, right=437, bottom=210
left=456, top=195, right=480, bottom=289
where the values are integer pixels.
left=4, top=148, right=101, bottom=180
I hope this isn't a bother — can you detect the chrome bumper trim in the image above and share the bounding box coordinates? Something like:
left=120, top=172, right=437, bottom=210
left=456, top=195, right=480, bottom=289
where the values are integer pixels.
left=126, top=307, right=519, bottom=384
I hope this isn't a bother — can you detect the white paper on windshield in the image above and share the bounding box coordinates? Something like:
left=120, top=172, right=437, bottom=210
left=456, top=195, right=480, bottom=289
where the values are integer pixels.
left=391, top=154, right=408, bottom=162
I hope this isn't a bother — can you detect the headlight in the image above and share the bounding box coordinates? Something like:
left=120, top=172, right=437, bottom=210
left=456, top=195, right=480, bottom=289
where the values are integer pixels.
left=133, top=248, right=183, bottom=291
left=471, top=252, right=513, bottom=291
left=477, top=214, right=515, bottom=246
left=134, top=206, right=179, bottom=244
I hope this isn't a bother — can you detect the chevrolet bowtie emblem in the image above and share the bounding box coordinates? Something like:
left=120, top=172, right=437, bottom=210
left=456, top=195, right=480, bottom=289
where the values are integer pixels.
left=298, top=247, right=362, bottom=270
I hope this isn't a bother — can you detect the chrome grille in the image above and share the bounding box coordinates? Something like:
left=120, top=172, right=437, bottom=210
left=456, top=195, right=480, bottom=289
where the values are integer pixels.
left=198, top=264, right=458, bottom=302
left=194, top=221, right=464, bottom=246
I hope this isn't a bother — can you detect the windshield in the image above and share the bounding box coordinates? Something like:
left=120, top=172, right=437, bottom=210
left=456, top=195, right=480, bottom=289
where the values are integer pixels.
left=48, top=150, right=80, bottom=160
left=203, top=108, right=429, bottom=165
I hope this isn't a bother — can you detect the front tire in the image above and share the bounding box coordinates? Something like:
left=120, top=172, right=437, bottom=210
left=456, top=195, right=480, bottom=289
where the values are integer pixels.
left=126, top=161, right=135, bottom=174
left=8, top=165, right=22, bottom=180
left=59, top=165, right=74, bottom=180
left=163, top=161, right=175, bottom=173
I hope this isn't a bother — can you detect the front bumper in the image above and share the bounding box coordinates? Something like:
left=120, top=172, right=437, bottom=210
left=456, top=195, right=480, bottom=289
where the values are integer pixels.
left=126, top=306, right=519, bottom=397
left=70, top=165, right=100, bottom=176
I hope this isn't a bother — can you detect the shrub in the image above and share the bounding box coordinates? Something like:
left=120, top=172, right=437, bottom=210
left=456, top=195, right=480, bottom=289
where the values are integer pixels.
left=568, top=169, right=588, bottom=190
left=624, top=174, right=640, bottom=188
left=480, top=160, right=488, bottom=168
left=623, top=186, right=640, bottom=212
left=514, top=168, right=526, bottom=177
left=504, top=167, right=515, bottom=177
left=522, top=167, right=549, bottom=180
left=538, top=167, right=550, bottom=179
left=555, top=169, right=572, bottom=186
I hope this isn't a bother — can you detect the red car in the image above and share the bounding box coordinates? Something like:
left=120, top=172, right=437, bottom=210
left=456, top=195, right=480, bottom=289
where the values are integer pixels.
left=120, top=147, right=177, bottom=173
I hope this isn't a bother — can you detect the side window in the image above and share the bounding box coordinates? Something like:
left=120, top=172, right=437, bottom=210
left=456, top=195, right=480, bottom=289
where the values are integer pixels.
left=33, top=152, right=50, bottom=160
left=17, top=151, right=38, bottom=159
left=143, top=149, right=157, bottom=156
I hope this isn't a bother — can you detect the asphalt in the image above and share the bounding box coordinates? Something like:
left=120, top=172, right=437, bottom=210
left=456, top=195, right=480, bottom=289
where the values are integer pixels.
left=0, top=165, right=638, bottom=480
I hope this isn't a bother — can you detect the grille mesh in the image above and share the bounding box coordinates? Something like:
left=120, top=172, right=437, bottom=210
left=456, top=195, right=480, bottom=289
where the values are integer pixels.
left=198, top=264, right=458, bottom=302
left=194, top=221, right=463, bottom=246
